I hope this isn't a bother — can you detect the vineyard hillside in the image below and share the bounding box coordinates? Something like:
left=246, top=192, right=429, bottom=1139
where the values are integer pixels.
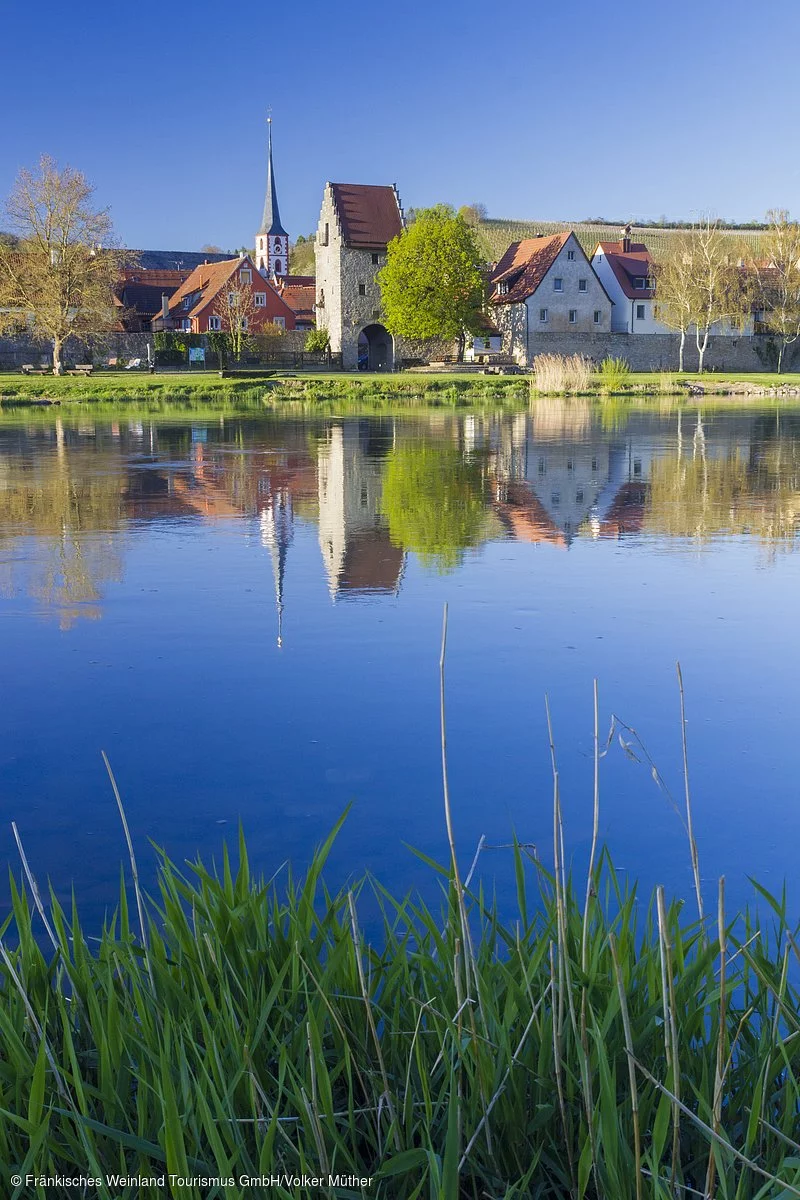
left=475, top=219, right=769, bottom=263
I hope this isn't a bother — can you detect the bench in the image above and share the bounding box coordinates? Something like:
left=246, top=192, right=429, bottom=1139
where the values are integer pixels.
left=66, top=364, right=93, bottom=376
left=21, top=364, right=50, bottom=375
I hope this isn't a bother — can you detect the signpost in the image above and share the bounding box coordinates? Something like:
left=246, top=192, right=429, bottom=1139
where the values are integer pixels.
left=188, top=347, right=205, bottom=369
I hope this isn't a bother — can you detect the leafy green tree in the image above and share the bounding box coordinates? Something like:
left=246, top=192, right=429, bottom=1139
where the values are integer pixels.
left=378, top=205, right=485, bottom=361
left=380, top=442, right=488, bottom=570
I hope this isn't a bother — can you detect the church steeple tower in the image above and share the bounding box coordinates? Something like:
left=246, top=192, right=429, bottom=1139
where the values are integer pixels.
left=256, top=116, right=289, bottom=281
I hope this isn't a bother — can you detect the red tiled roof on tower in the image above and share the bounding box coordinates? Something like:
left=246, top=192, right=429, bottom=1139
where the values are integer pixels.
left=490, top=233, right=571, bottom=304
left=329, top=184, right=403, bottom=249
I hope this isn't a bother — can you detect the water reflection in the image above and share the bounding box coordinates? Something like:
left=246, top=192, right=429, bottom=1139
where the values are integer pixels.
left=0, top=406, right=798, bottom=631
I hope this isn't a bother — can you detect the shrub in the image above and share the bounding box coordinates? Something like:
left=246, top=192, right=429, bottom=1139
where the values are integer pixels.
left=598, top=355, right=631, bottom=393
left=532, top=353, right=593, bottom=394
left=305, top=327, right=330, bottom=353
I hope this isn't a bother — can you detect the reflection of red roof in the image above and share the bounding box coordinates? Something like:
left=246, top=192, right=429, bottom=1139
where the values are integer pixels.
left=597, top=481, right=647, bottom=537
left=490, top=233, right=571, bottom=304
left=329, top=183, right=403, bottom=249
left=594, top=241, right=655, bottom=299
left=338, top=529, right=404, bottom=593
left=493, top=479, right=568, bottom=548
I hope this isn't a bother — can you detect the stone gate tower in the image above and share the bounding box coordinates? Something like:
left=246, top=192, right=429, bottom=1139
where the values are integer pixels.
left=314, top=182, right=404, bottom=370
left=255, top=118, right=288, bottom=280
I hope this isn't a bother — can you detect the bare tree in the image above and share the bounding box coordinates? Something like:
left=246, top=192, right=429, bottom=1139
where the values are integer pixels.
left=213, top=270, right=259, bottom=361
left=0, top=156, right=125, bottom=373
left=687, top=219, right=749, bottom=373
left=749, top=209, right=800, bottom=371
left=654, top=220, right=748, bottom=372
left=653, top=234, right=695, bottom=371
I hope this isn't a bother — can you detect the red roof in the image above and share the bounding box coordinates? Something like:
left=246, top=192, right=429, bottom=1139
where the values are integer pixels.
left=280, top=282, right=315, bottom=324
left=489, top=233, right=571, bottom=304
left=594, top=240, right=655, bottom=300
left=329, top=183, right=403, bottom=249
left=160, top=255, right=296, bottom=328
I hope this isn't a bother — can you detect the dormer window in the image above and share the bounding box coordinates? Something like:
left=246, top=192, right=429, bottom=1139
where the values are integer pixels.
left=635, top=276, right=647, bottom=289
left=182, top=296, right=191, bottom=309
left=496, top=279, right=510, bottom=296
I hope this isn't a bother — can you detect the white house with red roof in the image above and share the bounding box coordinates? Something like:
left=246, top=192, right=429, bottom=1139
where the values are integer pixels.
left=489, top=232, right=612, bottom=364
left=590, top=228, right=667, bottom=333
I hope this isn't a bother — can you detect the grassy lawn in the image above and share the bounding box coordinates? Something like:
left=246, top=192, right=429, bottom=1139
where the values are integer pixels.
left=2, top=369, right=799, bottom=414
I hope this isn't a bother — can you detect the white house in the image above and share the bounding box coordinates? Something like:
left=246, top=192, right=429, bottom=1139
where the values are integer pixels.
left=489, top=232, right=613, bottom=364
left=590, top=229, right=668, bottom=333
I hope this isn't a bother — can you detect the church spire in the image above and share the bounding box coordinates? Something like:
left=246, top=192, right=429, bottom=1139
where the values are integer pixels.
left=256, top=116, right=289, bottom=279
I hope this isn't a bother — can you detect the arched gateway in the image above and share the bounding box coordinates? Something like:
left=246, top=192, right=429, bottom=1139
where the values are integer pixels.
left=358, top=323, right=393, bottom=372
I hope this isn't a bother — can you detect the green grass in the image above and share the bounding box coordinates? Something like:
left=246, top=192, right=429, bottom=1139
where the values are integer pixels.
left=3, top=715, right=800, bottom=1198
left=2, top=370, right=799, bottom=420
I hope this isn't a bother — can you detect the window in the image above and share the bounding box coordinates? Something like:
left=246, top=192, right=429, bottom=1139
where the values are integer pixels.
left=538, top=456, right=546, bottom=475
left=496, top=279, right=509, bottom=295
left=553, top=278, right=563, bottom=292
left=567, top=250, right=575, bottom=261
left=576, top=489, right=584, bottom=504
left=182, top=318, right=191, bottom=331
left=594, top=310, right=601, bottom=324
left=578, top=279, right=587, bottom=292
left=371, top=253, right=379, bottom=265
left=254, top=292, right=266, bottom=307
left=539, top=307, right=548, bottom=322
left=321, top=222, right=329, bottom=246
left=636, top=304, right=645, bottom=320
left=182, top=296, right=191, bottom=309
left=273, top=316, right=285, bottom=329
left=551, top=492, right=560, bottom=506
left=567, top=458, right=574, bottom=472
left=228, top=292, right=235, bottom=305
left=635, top=276, right=646, bottom=289
left=240, top=269, right=252, bottom=283
left=633, top=459, right=642, bottom=476
left=239, top=317, right=248, bottom=331
left=569, top=309, right=577, bottom=323
left=207, top=315, right=221, bottom=331
left=591, top=457, right=597, bottom=471
left=358, top=283, right=366, bottom=296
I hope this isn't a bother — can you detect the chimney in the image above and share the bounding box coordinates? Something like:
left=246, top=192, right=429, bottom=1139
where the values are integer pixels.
left=161, top=294, right=169, bottom=320
left=621, top=223, right=632, bottom=253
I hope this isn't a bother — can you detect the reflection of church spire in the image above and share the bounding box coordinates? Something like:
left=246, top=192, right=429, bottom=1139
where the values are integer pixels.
left=259, top=486, right=293, bottom=647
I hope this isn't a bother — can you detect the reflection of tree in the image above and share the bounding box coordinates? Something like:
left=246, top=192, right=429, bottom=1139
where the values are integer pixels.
left=645, top=438, right=800, bottom=549
left=0, top=435, right=125, bottom=626
left=380, top=443, right=490, bottom=570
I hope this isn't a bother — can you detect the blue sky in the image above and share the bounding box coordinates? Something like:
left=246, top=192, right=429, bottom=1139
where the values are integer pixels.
left=3, top=0, right=798, bottom=251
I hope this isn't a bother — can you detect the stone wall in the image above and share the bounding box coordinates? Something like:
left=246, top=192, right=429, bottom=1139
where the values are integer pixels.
left=0, top=328, right=310, bottom=369
left=490, top=311, right=792, bottom=372
left=521, top=331, right=786, bottom=372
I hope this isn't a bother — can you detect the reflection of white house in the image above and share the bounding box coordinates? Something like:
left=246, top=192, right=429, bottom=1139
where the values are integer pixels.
left=316, top=421, right=404, bottom=597
left=591, top=229, right=667, bottom=333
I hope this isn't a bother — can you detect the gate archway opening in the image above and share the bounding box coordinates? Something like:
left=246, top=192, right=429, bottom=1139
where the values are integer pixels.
left=358, top=324, right=393, bottom=372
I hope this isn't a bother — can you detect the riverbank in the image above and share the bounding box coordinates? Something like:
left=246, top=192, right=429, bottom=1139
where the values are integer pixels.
left=2, top=369, right=800, bottom=410
left=2, top=813, right=799, bottom=1198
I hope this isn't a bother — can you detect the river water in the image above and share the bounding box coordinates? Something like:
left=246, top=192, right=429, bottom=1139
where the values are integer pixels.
left=1, top=401, right=799, bottom=922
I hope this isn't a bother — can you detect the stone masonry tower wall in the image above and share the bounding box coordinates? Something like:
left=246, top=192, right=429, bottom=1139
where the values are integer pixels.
left=314, top=182, right=404, bottom=370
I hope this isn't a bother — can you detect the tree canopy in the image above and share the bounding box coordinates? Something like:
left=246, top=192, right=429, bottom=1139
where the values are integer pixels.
left=377, top=205, right=485, bottom=359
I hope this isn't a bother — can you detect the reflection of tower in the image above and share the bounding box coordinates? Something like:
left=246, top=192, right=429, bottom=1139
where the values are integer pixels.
left=259, top=486, right=294, bottom=647
left=316, top=420, right=403, bottom=597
